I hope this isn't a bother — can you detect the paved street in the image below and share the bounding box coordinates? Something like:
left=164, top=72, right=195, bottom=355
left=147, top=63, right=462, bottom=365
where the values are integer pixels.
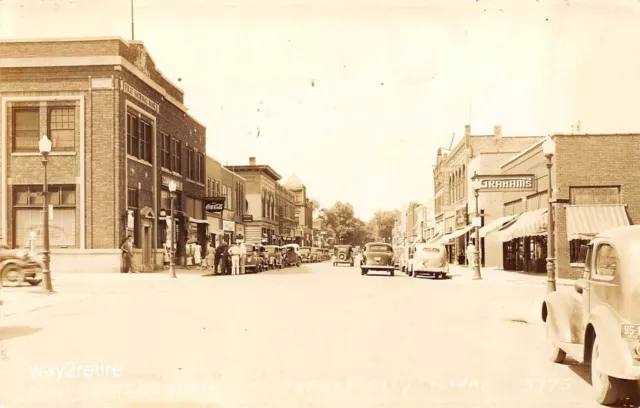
left=0, top=262, right=619, bottom=408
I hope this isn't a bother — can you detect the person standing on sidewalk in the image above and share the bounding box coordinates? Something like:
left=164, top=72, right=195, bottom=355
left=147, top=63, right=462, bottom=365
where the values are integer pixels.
left=194, top=241, right=203, bottom=270
left=238, top=240, right=247, bottom=274
left=229, top=243, right=241, bottom=275
left=120, top=235, right=137, bottom=273
left=466, top=240, right=476, bottom=270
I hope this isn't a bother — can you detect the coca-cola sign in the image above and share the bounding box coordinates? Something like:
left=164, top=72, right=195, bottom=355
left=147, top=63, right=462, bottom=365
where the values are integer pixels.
left=204, top=197, right=225, bottom=213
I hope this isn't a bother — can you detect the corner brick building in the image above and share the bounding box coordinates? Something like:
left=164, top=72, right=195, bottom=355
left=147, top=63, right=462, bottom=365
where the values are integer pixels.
left=0, top=37, right=206, bottom=272
left=492, top=134, right=638, bottom=279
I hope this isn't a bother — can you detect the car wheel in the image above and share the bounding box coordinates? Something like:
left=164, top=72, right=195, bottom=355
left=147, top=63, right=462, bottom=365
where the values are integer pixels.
left=297, top=261, right=301, bottom=267
left=591, top=335, right=621, bottom=405
left=2, top=264, right=25, bottom=287
left=27, top=278, right=43, bottom=286
left=361, top=268, right=367, bottom=275
left=545, top=319, right=566, bottom=363
left=390, top=270, right=394, bottom=277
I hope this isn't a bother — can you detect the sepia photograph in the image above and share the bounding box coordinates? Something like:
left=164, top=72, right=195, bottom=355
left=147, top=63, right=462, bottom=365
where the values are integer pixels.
left=1, top=0, right=640, bottom=407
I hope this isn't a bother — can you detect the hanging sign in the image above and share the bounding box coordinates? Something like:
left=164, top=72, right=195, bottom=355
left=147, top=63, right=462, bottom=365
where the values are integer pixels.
left=204, top=197, right=225, bottom=213
left=472, top=174, right=536, bottom=192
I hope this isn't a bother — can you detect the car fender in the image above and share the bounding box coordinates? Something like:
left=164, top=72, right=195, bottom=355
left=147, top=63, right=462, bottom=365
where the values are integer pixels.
left=542, top=290, right=583, bottom=345
left=586, top=305, right=639, bottom=379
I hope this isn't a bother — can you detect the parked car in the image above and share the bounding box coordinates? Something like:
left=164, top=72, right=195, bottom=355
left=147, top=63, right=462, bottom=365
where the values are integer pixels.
left=360, top=242, right=395, bottom=276
left=281, top=244, right=302, bottom=267
left=263, top=245, right=280, bottom=269
left=0, top=244, right=43, bottom=287
left=542, top=225, right=640, bottom=405
left=311, top=247, right=323, bottom=262
left=407, top=243, right=448, bottom=279
left=393, top=246, right=405, bottom=271
left=299, top=246, right=313, bottom=263
left=244, top=244, right=266, bottom=273
left=333, top=245, right=354, bottom=267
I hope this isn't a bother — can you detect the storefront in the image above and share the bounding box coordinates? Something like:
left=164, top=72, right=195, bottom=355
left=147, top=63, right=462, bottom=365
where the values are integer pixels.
left=223, top=220, right=235, bottom=245
left=495, top=208, right=547, bottom=273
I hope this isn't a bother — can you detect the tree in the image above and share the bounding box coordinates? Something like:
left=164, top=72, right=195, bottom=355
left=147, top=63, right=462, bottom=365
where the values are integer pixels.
left=318, top=201, right=372, bottom=246
left=367, top=210, right=396, bottom=243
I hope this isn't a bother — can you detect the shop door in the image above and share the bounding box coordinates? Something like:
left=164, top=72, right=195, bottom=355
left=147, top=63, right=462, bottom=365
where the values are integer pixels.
left=142, top=222, right=152, bottom=272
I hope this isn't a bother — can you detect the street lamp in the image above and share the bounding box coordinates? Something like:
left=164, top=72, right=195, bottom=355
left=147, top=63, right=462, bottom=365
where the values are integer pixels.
left=38, top=135, right=53, bottom=293
left=472, top=178, right=482, bottom=280
left=542, top=135, right=556, bottom=293
left=168, top=180, right=177, bottom=278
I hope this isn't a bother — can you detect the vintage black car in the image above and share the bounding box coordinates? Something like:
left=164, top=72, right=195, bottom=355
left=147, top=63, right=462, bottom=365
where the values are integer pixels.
left=244, top=244, right=266, bottom=273
left=299, top=246, right=313, bottom=263
left=333, top=245, right=354, bottom=267
left=361, top=242, right=395, bottom=276
left=0, top=244, right=43, bottom=287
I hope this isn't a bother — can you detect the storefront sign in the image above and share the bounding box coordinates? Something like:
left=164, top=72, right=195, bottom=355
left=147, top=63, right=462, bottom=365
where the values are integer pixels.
left=204, top=197, right=225, bottom=213
left=243, top=214, right=253, bottom=222
left=123, top=82, right=159, bottom=112
left=223, top=220, right=235, bottom=232
left=473, top=174, right=535, bottom=192
left=161, top=175, right=183, bottom=191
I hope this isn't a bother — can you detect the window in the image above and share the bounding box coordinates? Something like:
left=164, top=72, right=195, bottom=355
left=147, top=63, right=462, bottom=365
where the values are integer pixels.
left=161, top=189, right=181, bottom=212
left=196, top=154, right=205, bottom=183
left=207, top=178, right=212, bottom=196
left=216, top=181, right=220, bottom=196
left=161, top=133, right=171, bottom=169
left=595, top=244, right=617, bottom=277
left=127, top=113, right=139, bottom=157
left=128, top=188, right=138, bottom=209
left=187, top=148, right=195, bottom=180
left=13, top=185, right=76, bottom=248
left=171, top=139, right=181, bottom=174
left=13, top=109, right=40, bottom=152
left=139, top=120, right=152, bottom=162
left=49, top=108, right=75, bottom=151
left=570, top=240, right=589, bottom=264
left=126, top=113, right=152, bottom=162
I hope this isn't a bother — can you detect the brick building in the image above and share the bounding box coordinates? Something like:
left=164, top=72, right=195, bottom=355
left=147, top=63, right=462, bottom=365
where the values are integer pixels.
left=284, top=174, right=314, bottom=246
left=432, top=125, right=543, bottom=265
left=488, top=134, right=637, bottom=279
left=220, top=166, right=246, bottom=244
left=275, top=182, right=296, bottom=245
left=205, top=156, right=224, bottom=245
left=226, top=157, right=281, bottom=245
left=0, top=37, right=206, bottom=272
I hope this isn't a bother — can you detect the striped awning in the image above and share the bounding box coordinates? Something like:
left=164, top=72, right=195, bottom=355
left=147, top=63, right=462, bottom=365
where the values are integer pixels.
left=499, top=208, right=548, bottom=242
left=437, top=225, right=474, bottom=244
left=479, top=214, right=520, bottom=238
left=566, top=205, right=630, bottom=241
left=427, top=231, right=443, bottom=243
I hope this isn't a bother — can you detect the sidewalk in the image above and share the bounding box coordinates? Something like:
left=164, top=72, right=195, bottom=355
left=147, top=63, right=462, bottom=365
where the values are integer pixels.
left=447, top=264, right=575, bottom=286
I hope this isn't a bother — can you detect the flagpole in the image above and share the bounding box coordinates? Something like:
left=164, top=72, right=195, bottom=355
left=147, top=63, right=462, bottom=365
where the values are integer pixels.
left=131, top=0, right=135, bottom=40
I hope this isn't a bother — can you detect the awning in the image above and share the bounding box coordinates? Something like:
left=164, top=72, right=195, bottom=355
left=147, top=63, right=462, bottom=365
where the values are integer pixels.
left=437, top=225, right=474, bottom=244
left=499, top=208, right=547, bottom=242
left=190, top=218, right=208, bottom=224
left=427, top=231, right=443, bottom=243
left=479, top=214, right=519, bottom=238
left=566, top=204, right=630, bottom=241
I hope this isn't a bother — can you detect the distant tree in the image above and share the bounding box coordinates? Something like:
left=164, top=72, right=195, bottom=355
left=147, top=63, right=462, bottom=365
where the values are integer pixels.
left=318, top=201, right=372, bottom=245
left=367, top=210, right=396, bottom=243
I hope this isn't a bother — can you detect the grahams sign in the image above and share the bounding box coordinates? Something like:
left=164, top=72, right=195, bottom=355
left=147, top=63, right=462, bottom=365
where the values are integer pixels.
left=473, top=174, right=535, bottom=192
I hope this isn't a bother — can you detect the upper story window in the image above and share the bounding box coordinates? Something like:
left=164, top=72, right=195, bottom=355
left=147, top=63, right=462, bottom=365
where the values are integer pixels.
left=13, top=109, right=40, bottom=152
left=171, top=139, right=181, bottom=174
left=49, top=108, right=75, bottom=151
left=161, top=133, right=171, bottom=169
left=126, top=112, right=153, bottom=163
left=187, top=148, right=195, bottom=180
left=196, top=153, right=204, bottom=183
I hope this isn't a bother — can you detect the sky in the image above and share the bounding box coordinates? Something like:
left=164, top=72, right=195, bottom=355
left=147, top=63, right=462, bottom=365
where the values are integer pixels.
left=1, top=0, right=640, bottom=220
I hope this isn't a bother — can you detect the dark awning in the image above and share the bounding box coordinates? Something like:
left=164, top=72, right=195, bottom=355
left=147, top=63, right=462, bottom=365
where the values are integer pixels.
left=499, top=208, right=547, bottom=242
left=565, top=205, right=630, bottom=241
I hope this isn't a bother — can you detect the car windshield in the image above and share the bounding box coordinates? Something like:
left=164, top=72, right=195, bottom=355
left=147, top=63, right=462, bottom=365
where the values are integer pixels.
left=368, top=245, right=391, bottom=252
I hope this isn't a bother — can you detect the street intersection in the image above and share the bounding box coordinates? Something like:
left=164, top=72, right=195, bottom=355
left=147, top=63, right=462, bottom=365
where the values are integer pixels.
left=0, top=262, right=617, bottom=408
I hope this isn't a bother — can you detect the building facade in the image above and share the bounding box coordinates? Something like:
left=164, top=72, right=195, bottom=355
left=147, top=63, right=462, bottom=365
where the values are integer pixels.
left=405, top=202, right=420, bottom=244
left=205, top=156, right=223, bottom=245
left=486, top=134, right=639, bottom=279
left=275, top=182, right=296, bottom=245
left=220, top=166, right=246, bottom=244
left=432, top=125, right=544, bottom=265
left=284, top=174, right=313, bottom=246
left=0, top=37, right=206, bottom=272
left=226, top=157, right=281, bottom=245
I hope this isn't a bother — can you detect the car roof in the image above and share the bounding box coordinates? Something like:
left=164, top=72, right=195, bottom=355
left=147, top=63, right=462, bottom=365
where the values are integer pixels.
left=592, top=226, right=640, bottom=257
left=366, top=242, right=392, bottom=246
left=334, top=245, right=352, bottom=248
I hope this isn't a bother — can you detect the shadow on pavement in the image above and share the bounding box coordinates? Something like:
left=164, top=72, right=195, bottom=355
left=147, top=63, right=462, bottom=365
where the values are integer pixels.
left=0, top=325, right=41, bottom=340
left=567, top=361, right=591, bottom=385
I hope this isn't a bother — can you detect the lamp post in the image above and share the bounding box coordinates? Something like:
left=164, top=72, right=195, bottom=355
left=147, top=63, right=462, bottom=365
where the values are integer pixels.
left=472, top=178, right=482, bottom=280
left=168, top=180, right=177, bottom=278
left=38, top=135, right=53, bottom=293
left=542, top=135, right=556, bottom=293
